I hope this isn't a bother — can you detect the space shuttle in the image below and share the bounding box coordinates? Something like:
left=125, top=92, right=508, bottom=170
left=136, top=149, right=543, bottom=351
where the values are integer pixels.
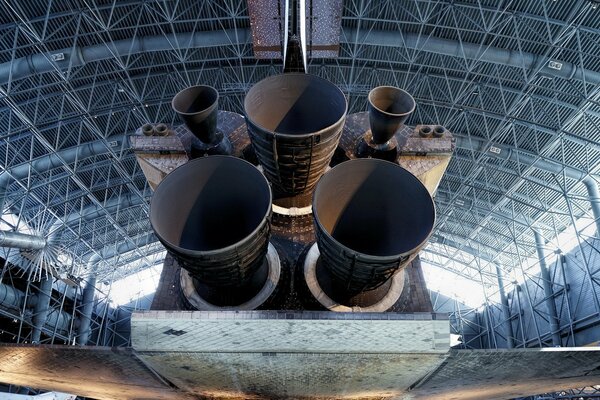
left=2, top=1, right=600, bottom=399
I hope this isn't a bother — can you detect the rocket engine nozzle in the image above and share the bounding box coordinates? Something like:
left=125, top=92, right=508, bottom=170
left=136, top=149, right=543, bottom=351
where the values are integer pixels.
left=368, top=86, right=415, bottom=144
left=150, top=156, right=272, bottom=288
left=172, top=85, right=219, bottom=145
left=313, top=159, right=435, bottom=293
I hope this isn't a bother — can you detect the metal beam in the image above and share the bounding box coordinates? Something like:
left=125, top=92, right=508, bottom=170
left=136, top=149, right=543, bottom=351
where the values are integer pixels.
left=0, top=30, right=251, bottom=84
left=1, top=27, right=598, bottom=86
left=533, top=229, right=562, bottom=347
left=429, top=234, right=497, bottom=264
left=0, top=136, right=126, bottom=213
left=47, top=191, right=149, bottom=239
left=496, top=264, right=515, bottom=349
left=435, top=190, right=555, bottom=231
left=341, top=28, right=600, bottom=85
left=31, top=278, right=53, bottom=343
left=77, top=232, right=156, bottom=345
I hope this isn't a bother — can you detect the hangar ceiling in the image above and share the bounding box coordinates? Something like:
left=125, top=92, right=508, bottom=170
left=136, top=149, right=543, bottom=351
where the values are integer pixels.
left=0, top=0, right=599, bottom=294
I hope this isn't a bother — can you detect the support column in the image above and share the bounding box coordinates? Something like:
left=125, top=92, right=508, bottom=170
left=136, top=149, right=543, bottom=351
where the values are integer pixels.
left=77, top=275, right=96, bottom=346
left=534, top=229, right=561, bottom=346
left=31, top=278, right=53, bottom=343
left=583, top=177, right=600, bottom=236
left=495, top=264, right=514, bottom=348
left=0, top=281, right=24, bottom=310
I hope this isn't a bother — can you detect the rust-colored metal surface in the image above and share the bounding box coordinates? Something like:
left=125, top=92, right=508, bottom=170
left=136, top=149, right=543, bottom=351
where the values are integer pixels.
left=0, top=344, right=193, bottom=400
left=338, top=112, right=454, bottom=160
left=131, top=311, right=449, bottom=399
left=247, top=0, right=286, bottom=59
left=247, top=0, right=343, bottom=60
left=135, top=92, right=452, bottom=312
left=4, top=342, right=600, bottom=399
left=130, top=111, right=251, bottom=190
left=147, top=109, right=450, bottom=312
left=151, top=252, right=432, bottom=312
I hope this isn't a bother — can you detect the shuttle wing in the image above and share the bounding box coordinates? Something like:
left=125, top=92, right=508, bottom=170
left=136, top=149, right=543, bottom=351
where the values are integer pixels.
left=2, top=312, right=600, bottom=399
left=0, top=344, right=192, bottom=400
left=410, top=347, right=600, bottom=399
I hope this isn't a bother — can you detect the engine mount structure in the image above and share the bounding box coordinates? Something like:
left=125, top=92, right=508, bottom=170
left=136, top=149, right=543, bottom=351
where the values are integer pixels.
left=130, top=76, right=454, bottom=313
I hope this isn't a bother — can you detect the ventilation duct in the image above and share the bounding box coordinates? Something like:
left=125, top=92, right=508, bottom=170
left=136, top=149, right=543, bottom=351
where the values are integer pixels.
left=2, top=29, right=598, bottom=86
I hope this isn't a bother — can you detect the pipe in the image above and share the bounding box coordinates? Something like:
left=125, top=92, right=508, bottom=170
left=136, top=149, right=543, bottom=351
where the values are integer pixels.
left=150, top=156, right=272, bottom=288
left=495, top=264, right=515, bottom=348
left=433, top=126, right=446, bottom=138
left=368, top=86, right=415, bottom=144
left=582, top=177, right=600, bottom=235
left=419, top=125, right=432, bottom=138
left=154, top=123, right=169, bottom=136
left=0, top=137, right=128, bottom=252
left=0, top=231, right=46, bottom=250
left=172, top=85, right=219, bottom=144
left=456, top=136, right=599, bottom=233
left=1, top=29, right=598, bottom=86
left=36, top=192, right=148, bottom=288
left=244, top=74, right=347, bottom=196
left=0, top=136, right=125, bottom=213
left=313, top=159, right=435, bottom=293
left=0, top=30, right=252, bottom=85
left=31, top=278, right=53, bottom=343
left=46, top=308, right=76, bottom=333
left=84, top=233, right=156, bottom=275
left=0, top=281, right=24, bottom=311
left=141, top=123, right=155, bottom=136
left=533, top=229, right=562, bottom=346
left=0, top=281, right=73, bottom=339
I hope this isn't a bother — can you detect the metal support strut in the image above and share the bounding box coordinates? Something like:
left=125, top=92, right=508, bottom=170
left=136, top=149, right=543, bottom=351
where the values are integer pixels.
left=495, top=264, right=515, bottom=348
left=533, top=229, right=562, bottom=347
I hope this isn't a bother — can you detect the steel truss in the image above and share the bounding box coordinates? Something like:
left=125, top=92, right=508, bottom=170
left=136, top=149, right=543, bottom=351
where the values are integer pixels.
left=0, top=2, right=600, bottom=398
